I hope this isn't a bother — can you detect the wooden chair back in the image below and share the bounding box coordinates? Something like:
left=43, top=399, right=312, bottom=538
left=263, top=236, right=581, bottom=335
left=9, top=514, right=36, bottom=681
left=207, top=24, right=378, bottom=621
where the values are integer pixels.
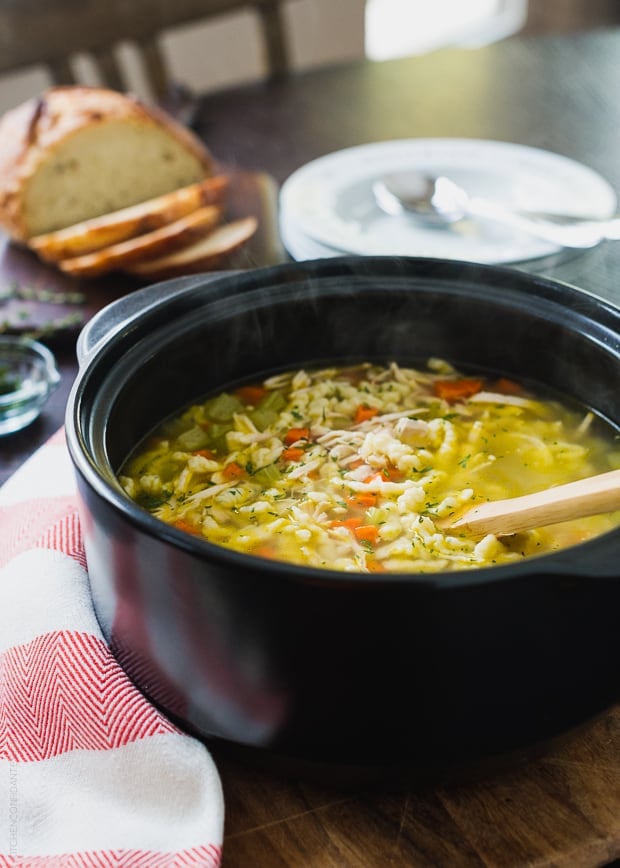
left=521, top=0, right=620, bottom=33
left=0, top=0, right=293, bottom=102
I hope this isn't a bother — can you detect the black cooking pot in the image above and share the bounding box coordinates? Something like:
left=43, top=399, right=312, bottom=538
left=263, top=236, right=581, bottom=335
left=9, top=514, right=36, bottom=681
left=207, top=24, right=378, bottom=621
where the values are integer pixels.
left=66, top=256, right=620, bottom=781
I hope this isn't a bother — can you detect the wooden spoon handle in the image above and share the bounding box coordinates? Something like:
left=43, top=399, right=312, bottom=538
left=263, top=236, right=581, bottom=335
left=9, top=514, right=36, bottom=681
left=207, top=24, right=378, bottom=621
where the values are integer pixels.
left=448, top=469, right=620, bottom=538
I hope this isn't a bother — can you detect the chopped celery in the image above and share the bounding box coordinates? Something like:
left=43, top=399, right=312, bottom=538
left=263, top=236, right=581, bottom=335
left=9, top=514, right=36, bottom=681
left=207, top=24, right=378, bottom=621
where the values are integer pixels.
left=250, top=390, right=287, bottom=430
left=253, top=463, right=282, bottom=486
left=162, top=415, right=195, bottom=438
left=203, top=392, right=244, bottom=422
left=205, top=422, right=232, bottom=452
left=250, top=407, right=278, bottom=430
left=258, top=390, right=287, bottom=413
left=176, top=425, right=210, bottom=451
left=156, top=460, right=184, bottom=482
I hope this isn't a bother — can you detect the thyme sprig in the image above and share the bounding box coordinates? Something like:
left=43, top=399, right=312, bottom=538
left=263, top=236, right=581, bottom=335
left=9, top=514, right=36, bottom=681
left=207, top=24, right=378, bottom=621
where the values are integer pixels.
left=0, top=280, right=86, bottom=339
left=1, top=280, right=86, bottom=306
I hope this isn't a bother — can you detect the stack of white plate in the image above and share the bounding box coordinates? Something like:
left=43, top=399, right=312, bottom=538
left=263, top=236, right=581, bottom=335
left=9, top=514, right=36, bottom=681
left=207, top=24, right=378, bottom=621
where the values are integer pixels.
left=279, top=138, right=616, bottom=266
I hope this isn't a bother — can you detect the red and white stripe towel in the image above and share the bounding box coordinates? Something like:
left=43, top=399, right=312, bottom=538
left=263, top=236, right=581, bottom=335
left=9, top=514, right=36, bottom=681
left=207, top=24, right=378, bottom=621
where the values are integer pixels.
left=0, top=430, right=224, bottom=867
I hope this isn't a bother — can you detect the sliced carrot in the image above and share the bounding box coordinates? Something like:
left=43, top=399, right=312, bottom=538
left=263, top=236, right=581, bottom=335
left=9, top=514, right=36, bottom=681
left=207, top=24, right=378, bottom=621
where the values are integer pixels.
left=235, top=384, right=268, bottom=404
left=348, top=458, right=365, bottom=470
left=354, top=404, right=379, bottom=424
left=433, top=378, right=483, bottom=402
left=363, top=465, right=404, bottom=484
left=223, top=461, right=245, bottom=479
left=329, top=517, right=364, bottom=530
left=284, top=427, right=310, bottom=445
left=281, top=447, right=305, bottom=462
left=193, top=448, right=216, bottom=460
left=252, top=544, right=277, bottom=559
left=386, top=463, right=405, bottom=483
left=493, top=377, right=523, bottom=395
left=366, top=558, right=386, bottom=573
left=354, top=525, right=379, bottom=544
left=174, top=519, right=200, bottom=535
left=346, top=492, right=378, bottom=509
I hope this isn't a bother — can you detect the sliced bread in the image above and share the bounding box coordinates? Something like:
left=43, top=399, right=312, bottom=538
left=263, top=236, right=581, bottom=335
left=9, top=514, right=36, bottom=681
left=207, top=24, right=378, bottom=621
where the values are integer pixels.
left=0, top=86, right=213, bottom=241
left=58, top=204, right=223, bottom=278
left=29, top=175, right=229, bottom=262
left=125, top=217, right=258, bottom=279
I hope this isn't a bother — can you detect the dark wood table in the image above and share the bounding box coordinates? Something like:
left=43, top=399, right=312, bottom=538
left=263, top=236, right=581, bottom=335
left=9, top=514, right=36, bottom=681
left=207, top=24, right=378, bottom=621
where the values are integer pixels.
left=2, top=27, right=620, bottom=867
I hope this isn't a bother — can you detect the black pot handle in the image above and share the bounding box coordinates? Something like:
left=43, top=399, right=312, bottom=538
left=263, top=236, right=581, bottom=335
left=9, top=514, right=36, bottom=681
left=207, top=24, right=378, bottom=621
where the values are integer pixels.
left=76, top=273, right=227, bottom=367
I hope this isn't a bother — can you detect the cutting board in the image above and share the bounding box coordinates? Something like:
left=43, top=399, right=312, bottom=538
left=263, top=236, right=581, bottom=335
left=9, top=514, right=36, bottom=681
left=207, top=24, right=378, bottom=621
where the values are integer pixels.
left=0, top=169, right=285, bottom=344
left=217, top=704, right=620, bottom=867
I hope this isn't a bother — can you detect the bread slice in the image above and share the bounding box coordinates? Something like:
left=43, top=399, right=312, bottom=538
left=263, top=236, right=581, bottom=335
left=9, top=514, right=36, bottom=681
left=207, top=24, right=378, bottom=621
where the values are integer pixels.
left=125, top=217, right=258, bottom=279
left=29, top=175, right=229, bottom=261
left=0, top=86, right=213, bottom=241
left=58, top=204, right=223, bottom=278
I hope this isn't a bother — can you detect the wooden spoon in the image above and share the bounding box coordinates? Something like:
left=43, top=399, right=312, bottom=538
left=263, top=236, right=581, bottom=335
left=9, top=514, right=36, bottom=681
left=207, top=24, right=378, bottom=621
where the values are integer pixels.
left=445, top=469, right=620, bottom=538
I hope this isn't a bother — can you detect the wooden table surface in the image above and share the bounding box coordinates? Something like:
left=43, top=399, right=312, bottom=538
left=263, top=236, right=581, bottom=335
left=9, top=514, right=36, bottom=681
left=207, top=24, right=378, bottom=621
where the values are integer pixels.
left=2, top=27, right=620, bottom=868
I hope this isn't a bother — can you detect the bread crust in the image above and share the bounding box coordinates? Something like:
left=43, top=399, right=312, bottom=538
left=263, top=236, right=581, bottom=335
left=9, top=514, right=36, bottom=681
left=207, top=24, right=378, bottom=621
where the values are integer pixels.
left=0, top=86, right=213, bottom=241
left=126, top=217, right=258, bottom=280
left=29, top=175, right=229, bottom=261
left=58, top=204, right=224, bottom=278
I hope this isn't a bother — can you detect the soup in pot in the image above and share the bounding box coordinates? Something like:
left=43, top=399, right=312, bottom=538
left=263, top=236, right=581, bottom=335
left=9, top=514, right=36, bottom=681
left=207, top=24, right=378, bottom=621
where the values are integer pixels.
left=119, top=359, right=620, bottom=573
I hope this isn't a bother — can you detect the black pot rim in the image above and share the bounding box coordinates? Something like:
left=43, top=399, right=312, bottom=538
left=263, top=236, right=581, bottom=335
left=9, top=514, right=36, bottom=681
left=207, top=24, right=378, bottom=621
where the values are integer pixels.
left=66, top=255, right=620, bottom=590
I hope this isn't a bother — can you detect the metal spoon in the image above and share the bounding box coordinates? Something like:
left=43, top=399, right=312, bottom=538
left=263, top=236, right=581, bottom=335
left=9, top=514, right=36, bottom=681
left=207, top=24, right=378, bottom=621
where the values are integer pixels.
left=442, top=468, right=620, bottom=538
left=373, top=171, right=620, bottom=249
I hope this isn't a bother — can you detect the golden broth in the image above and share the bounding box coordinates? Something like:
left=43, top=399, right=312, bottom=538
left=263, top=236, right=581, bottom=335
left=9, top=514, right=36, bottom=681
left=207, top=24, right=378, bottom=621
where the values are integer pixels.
left=119, top=360, right=620, bottom=573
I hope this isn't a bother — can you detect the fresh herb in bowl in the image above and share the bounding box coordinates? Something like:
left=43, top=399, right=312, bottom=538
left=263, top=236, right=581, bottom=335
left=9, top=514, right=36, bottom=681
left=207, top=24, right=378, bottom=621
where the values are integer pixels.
left=0, top=336, right=60, bottom=435
left=0, top=363, right=21, bottom=395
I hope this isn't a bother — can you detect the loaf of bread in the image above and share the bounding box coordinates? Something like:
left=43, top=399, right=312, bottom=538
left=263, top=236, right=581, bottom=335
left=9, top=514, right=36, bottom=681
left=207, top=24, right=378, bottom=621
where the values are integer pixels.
left=0, top=86, right=259, bottom=279
left=0, top=86, right=213, bottom=241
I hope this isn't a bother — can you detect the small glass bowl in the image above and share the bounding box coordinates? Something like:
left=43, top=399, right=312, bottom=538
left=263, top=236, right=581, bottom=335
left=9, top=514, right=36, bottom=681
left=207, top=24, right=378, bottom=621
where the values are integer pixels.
left=0, top=336, right=61, bottom=436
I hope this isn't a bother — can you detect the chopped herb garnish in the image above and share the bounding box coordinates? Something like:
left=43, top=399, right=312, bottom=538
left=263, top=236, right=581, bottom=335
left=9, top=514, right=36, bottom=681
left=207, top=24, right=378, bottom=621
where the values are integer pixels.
left=0, top=365, right=21, bottom=395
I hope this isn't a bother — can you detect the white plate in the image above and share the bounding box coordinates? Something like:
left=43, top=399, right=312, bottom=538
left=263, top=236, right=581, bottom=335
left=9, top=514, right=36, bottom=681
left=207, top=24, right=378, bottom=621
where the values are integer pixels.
left=279, top=217, right=341, bottom=261
left=279, top=139, right=617, bottom=264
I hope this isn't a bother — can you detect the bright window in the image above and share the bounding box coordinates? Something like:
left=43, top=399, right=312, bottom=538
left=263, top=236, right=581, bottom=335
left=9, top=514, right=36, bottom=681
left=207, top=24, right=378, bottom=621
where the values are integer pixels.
left=365, top=0, right=528, bottom=60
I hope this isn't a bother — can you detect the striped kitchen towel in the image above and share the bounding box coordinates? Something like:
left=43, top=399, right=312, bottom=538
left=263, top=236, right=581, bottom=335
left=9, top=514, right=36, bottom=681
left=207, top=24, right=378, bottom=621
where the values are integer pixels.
left=0, top=429, right=224, bottom=867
